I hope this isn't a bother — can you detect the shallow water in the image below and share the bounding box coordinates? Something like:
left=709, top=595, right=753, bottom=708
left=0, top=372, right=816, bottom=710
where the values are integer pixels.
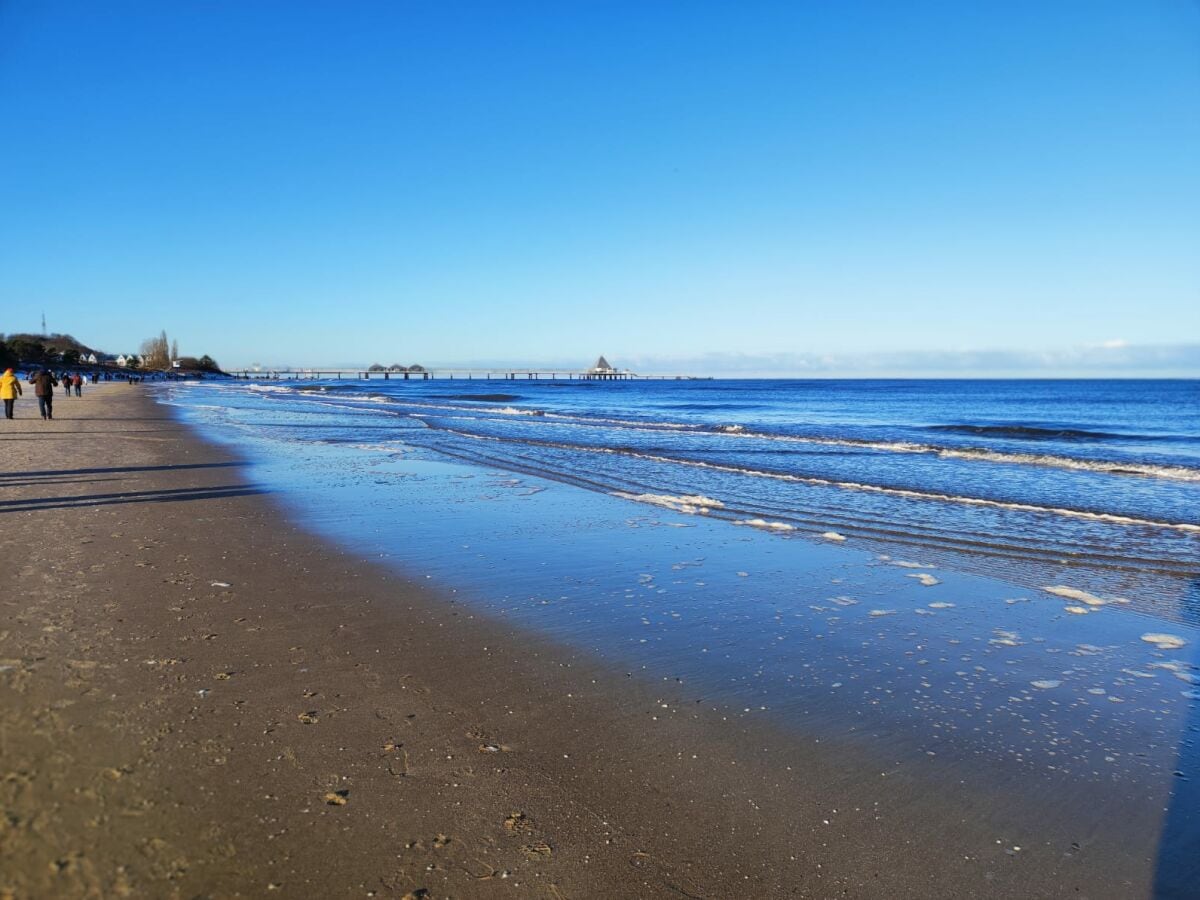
left=182, top=378, right=1200, bottom=602
left=162, top=377, right=1200, bottom=883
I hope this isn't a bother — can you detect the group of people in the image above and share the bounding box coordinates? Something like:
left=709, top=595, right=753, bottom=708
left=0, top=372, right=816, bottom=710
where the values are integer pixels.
left=1, top=368, right=85, bottom=420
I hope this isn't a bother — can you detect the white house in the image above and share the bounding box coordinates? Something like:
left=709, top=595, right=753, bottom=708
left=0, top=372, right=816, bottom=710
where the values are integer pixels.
left=84, top=352, right=98, bottom=364
left=116, top=354, right=129, bottom=367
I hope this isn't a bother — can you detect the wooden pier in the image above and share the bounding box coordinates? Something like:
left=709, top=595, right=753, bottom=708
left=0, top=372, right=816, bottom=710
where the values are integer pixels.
left=228, top=368, right=708, bottom=382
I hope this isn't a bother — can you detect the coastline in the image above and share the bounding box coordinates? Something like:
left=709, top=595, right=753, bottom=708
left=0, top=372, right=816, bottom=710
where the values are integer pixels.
left=0, top=385, right=1170, bottom=897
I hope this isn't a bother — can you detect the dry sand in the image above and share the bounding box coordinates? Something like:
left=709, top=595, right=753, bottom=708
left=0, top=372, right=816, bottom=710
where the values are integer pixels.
left=0, top=385, right=1151, bottom=898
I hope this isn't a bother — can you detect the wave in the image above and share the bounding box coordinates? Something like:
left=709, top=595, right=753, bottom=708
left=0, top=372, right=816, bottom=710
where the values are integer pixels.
left=929, top=446, right=1200, bottom=482
left=733, top=518, right=797, bottom=531
left=659, top=403, right=761, bottom=412
left=610, top=492, right=724, bottom=514
left=424, top=424, right=1200, bottom=533
left=618, top=451, right=1200, bottom=533
left=214, top=383, right=1200, bottom=484
left=436, top=439, right=1200, bottom=582
left=446, top=393, right=522, bottom=402
left=412, top=408, right=1200, bottom=483
left=926, top=424, right=1138, bottom=441
left=347, top=399, right=1200, bottom=482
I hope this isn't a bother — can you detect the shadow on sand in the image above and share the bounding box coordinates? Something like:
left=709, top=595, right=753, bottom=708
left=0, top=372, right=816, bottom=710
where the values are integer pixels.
left=0, top=484, right=266, bottom=514
left=1151, top=576, right=1200, bottom=898
left=0, top=462, right=241, bottom=480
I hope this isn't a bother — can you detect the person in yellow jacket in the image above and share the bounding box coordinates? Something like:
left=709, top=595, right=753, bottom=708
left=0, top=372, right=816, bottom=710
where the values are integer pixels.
left=1, top=368, right=22, bottom=419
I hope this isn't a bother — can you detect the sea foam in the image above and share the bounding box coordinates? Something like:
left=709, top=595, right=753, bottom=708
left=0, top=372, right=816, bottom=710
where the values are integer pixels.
left=612, top=492, right=725, bottom=515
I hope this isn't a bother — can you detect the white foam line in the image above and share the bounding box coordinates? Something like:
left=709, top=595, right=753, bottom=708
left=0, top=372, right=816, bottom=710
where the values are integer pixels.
left=611, top=492, right=724, bottom=515
left=482, top=406, right=1200, bottom=483
left=710, top=428, right=1200, bottom=482
left=409, top=424, right=1200, bottom=533
left=733, top=518, right=797, bottom=531
left=617, top=452, right=1200, bottom=532
left=198, top=394, right=1200, bottom=533
left=504, top=415, right=1197, bottom=483
left=236, top=386, right=1200, bottom=483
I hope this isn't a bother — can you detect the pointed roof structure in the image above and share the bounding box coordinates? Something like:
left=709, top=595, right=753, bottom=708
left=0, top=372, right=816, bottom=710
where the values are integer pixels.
left=591, top=355, right=615, bottom=373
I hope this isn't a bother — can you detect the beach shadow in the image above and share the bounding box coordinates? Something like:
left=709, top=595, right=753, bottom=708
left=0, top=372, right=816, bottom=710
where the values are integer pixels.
left=0, top=484, right=266, bottom=514
left=0, top=476, right=126, bottom=488
left=0, top=462, right=240, bottom=480
left=0, top=429, right=179, bottom=438
left=1152, top=575, right=1200, bottom=899
left=55, top=415, right=179, bottom=422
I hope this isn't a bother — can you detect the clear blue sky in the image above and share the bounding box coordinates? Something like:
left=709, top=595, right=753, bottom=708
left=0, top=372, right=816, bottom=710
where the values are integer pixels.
left=1, top=1, right=1197, bottom=374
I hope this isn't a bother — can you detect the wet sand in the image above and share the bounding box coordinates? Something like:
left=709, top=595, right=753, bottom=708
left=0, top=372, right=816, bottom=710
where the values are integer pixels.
left=0, top=385, right=1161, bottom=898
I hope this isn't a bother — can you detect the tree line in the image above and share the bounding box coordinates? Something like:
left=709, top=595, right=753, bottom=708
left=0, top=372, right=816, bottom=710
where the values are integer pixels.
left=0, top=333, right=94, bottom=369
left=0, top=330, right=221, bottom=373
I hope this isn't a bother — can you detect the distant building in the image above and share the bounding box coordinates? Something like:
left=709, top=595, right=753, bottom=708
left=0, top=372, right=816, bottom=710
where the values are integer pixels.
left=387, top=364, right=407, bottom=372
left=589, top=355, right=617, bottom=375
left=116, top=354, right=129, bottom=367
left=84, top=352, right=98, bottom=364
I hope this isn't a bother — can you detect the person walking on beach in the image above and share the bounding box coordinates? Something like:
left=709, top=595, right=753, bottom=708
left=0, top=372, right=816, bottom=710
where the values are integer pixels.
left=0, top=368, right=22, bottom=419
left=72, top=373, right=82, bottom=396
left=30, top=368, right=58, bottom=420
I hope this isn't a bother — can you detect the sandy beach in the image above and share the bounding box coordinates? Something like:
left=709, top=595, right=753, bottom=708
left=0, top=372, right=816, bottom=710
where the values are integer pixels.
left=0, top=384, right=1170, bottom=898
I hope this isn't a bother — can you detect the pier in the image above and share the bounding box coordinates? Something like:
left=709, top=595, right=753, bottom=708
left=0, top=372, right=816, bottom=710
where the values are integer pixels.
left=228, top=357, right=708, bottom=382
left=226, top=368, right=707, bottom=381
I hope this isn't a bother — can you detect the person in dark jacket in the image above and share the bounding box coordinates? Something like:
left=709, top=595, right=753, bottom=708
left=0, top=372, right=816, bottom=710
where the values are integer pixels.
left=30, top=369, right=58, bottom=420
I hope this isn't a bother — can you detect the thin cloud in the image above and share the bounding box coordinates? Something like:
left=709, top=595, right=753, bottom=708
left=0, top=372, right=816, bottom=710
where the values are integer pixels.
left=618, top=343, right=1200, bottom=378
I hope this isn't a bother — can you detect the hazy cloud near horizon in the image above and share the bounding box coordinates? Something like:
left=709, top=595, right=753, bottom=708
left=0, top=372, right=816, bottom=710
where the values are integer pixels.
left=615, top=342, right=1200, bottom=378
left=288, top=342, right=1200, bottom=377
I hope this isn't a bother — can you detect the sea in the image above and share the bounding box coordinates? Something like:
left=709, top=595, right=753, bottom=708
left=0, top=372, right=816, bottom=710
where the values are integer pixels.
left=163, top=377, right=1199, bottom=882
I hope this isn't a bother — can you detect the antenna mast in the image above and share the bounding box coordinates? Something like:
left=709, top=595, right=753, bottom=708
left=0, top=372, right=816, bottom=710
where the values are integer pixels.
left=41, top=312, right=47, bottom=334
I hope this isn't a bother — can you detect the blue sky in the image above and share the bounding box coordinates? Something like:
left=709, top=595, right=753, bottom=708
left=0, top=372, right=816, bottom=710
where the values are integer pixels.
left=1, top=1, right=1197, bottom=374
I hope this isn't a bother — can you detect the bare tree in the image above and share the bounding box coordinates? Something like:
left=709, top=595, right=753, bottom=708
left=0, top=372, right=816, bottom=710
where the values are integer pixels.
left=139, top=330, right=171, bottom=370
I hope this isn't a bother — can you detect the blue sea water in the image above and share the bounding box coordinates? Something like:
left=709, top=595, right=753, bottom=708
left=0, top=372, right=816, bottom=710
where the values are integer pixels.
left=162, top=377, right=1200, bottom=847
left=170, top=377, right=1200, bottom=604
